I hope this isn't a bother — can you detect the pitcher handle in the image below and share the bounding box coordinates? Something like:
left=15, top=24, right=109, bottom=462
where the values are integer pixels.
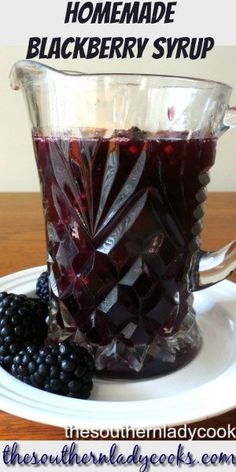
left=190, top=241, right=236, bottom=290
left=191, top=106, right=236, bottom=291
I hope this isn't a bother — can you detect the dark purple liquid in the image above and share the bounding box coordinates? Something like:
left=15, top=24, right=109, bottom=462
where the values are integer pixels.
left=33, top=131, right=216, bottom=377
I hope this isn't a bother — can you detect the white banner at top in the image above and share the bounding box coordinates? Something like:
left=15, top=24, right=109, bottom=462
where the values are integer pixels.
left=0, top=0, right=235, bottom=46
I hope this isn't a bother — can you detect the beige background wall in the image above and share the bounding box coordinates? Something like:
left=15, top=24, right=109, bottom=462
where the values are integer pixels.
left=1, top=45, right=236, bottom=191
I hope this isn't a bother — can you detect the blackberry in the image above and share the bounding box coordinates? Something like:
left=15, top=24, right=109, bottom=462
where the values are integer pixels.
left=36, top=271, right=49, bottom=301
left=12, top=342, right=94, bottom=399
left=0, top=292, right=48, bottom=371
left=113, top=126, right=147, bottom=140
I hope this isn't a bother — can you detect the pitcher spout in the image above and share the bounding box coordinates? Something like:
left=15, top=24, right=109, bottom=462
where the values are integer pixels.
left=10, top=60, right=57, bottom=91
left=9, top=60, right=77, bottom=132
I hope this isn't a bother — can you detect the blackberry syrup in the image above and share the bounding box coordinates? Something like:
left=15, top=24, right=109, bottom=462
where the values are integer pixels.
left=33, top=131, right=216, bottom=378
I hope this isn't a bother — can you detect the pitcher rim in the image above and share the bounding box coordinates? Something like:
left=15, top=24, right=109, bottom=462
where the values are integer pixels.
left=11, top=60, right=232, bottom=92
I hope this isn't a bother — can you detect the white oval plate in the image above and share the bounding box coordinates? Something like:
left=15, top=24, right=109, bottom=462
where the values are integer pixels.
left=0, top=266, right=236, bottom=429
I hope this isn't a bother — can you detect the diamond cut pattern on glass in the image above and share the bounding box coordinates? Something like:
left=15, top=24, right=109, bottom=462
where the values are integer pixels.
left=34, top=134, right=215, bottom=375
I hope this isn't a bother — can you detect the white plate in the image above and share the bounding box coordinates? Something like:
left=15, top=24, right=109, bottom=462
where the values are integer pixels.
left=0, top=266, right=236, bottom=428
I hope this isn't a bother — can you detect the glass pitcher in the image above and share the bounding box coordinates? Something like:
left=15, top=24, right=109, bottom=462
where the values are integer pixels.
left=10, top=60, right=236, bottom=379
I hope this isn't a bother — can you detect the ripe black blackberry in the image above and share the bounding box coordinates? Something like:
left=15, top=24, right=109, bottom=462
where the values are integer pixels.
left=12, top=342, right=94, bottom=399
left=36, top=271, right=49, bottom=302
left=0, top=292, right=48, bottom=371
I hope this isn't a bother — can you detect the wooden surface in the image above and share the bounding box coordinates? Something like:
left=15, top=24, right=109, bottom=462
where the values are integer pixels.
left=0, top=192, right=236, bottom=440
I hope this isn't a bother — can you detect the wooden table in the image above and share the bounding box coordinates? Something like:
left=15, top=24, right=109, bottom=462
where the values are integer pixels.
left=0, top=192, right=236, bottom=440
